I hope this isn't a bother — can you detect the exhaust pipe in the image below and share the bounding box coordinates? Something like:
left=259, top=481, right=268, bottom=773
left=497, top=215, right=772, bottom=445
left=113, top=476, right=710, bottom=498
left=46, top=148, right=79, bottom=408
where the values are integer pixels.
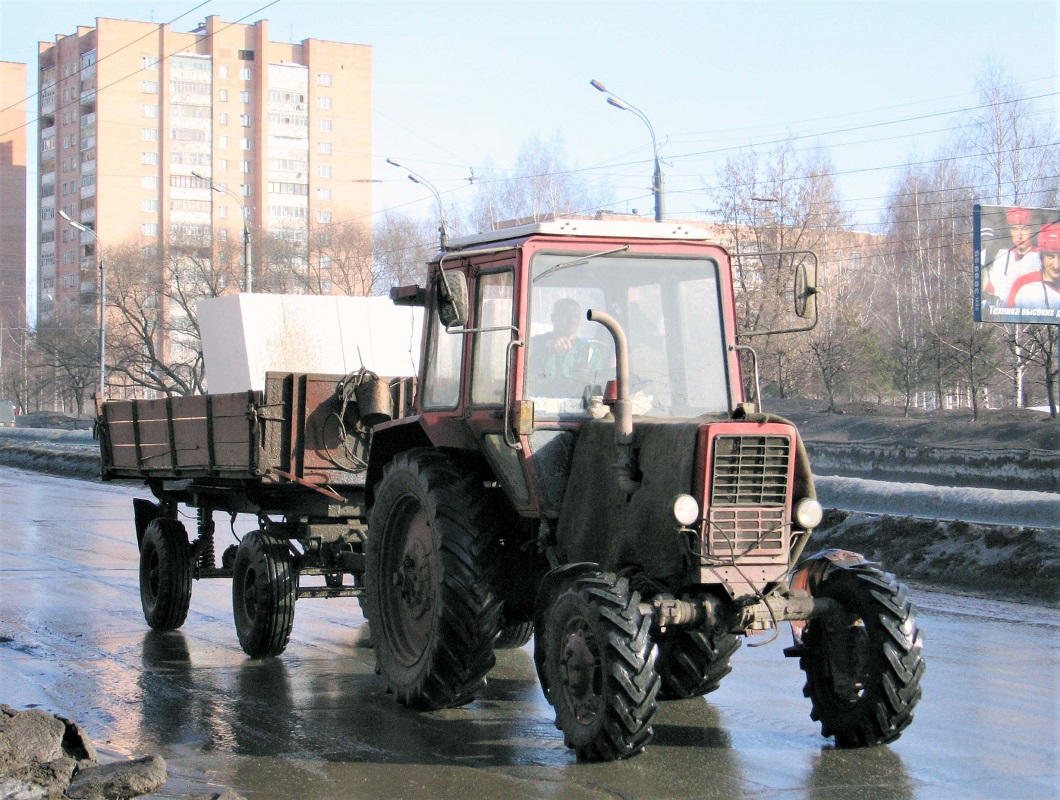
left=587, top=310, right=637, bottom=495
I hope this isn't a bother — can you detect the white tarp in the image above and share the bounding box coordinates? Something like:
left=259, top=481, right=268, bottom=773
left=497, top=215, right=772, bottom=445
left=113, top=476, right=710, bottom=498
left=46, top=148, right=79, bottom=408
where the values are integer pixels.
left=197, top=294, right=423, bottom=393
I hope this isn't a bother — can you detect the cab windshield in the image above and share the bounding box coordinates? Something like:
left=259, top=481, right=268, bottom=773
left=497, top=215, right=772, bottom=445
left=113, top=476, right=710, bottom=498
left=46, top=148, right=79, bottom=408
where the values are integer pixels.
left=524, top=251, right=730, bottom=419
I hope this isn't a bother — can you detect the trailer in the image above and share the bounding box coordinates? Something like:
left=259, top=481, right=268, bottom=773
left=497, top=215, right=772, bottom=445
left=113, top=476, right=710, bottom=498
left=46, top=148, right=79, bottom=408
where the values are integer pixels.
left=98, top=369, right=412, bottom=656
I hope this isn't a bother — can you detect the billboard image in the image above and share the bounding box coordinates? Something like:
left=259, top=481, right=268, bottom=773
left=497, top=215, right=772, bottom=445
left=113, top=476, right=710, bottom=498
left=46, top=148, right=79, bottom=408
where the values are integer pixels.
left=976, top=204, right=1060, bottom=324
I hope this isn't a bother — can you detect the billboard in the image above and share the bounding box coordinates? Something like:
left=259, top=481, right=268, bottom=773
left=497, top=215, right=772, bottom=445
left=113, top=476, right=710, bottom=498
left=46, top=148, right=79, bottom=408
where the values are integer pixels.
left=975, top=204, right=1060, bottom=324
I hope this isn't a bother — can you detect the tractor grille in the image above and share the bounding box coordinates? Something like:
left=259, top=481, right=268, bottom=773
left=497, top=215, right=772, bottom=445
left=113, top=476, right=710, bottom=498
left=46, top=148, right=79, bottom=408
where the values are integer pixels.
left=707, top=434, right=791, bottom=556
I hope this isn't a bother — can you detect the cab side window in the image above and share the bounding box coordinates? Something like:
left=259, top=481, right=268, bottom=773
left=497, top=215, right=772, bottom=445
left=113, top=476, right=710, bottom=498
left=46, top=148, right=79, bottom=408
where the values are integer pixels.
left=471, top=270, right=514, bottom=405
left=422, top=279, right=464, bottom=408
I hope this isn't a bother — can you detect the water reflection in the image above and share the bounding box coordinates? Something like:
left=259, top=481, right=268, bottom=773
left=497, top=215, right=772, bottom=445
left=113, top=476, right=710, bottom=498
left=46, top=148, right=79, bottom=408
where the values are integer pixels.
left=806, top=745, right=914, bottom=800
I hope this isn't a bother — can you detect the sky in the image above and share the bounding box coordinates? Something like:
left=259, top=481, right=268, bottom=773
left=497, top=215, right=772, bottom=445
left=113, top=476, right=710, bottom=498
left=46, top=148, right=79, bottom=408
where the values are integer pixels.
left=1, top=0, right=1058, bottom=307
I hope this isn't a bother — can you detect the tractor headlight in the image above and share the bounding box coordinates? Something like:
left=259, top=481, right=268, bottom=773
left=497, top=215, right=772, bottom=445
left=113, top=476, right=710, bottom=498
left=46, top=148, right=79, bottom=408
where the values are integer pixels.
left=793, top=497, right=824, bottom=529
left=672, top=494, right=700, bottom=527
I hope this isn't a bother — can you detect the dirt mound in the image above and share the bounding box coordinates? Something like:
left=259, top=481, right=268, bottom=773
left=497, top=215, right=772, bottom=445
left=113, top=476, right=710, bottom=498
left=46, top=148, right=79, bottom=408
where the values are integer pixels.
left=767, top=399, right=1060, bottom=452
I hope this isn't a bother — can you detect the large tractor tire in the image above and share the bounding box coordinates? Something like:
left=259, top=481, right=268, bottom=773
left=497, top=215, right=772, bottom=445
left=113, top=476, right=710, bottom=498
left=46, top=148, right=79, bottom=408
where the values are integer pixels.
left=365, top=449, right=502, bottom=709
left=232, top=530, right=297, bottom=658
left=542, top=571, right=660, bottom=761
left=798, top=564, right=925, bottom=747
left=139, top=518, right=193, bottom=631
left=656, top=627, right=741, bottom=700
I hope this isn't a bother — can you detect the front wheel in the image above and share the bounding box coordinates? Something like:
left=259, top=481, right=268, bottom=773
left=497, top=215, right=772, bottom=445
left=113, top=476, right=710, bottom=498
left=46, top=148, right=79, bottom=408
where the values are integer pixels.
left=139, top=518, right=193, bottom=631
left=542, top=572, right=660, bottom=761
left=232, top=530, right=297, bottom=658
left=799, top=565, right=925, bottom=747
left=656, top=627, right=741, bottom=700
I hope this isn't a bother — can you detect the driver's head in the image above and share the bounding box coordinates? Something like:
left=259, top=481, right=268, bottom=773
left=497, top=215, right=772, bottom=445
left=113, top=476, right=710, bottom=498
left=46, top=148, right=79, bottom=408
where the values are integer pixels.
left=551, top=297, right=582, bottom=337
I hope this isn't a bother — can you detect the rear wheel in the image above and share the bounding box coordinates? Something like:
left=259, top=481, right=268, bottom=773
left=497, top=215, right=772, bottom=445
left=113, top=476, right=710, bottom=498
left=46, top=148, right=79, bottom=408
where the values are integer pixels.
left=799, top=565, right=925, bottom=747
left=139, top=518, right=192, bottom=631
left=232, top=530, right=297, bottom=658
left=656, top=627, right=741, bottom=700
left=365, top=449, right=502, bottom=709
left=495, top=618, right=534, bottom=650
left=543, top=572, right=660, bottom=761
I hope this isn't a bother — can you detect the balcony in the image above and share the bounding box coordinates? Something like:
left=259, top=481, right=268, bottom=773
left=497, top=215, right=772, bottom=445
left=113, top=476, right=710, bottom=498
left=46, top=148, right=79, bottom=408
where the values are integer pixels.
left=81, top=207, right=95, bottom=223
left=80, top=88, right=96, bottom=106
left=81, top=159, right=96, bottom=174
left=80, top=136, right=96, bottom=151
left=41, top=94, right=56, bottom=115
left=81, top=280, right=97, bottom=293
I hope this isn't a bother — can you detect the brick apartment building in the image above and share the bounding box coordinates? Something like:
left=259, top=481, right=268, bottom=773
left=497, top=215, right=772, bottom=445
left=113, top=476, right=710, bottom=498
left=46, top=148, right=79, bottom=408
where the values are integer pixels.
left=1, top=61, right=28, bottom=393
left=35, top=16, right=372, bottom=353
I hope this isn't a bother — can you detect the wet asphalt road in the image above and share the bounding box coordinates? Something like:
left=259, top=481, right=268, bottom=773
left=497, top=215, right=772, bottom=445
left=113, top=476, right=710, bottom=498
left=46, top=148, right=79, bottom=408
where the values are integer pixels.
left=0, top=466, right=1057, bottom=800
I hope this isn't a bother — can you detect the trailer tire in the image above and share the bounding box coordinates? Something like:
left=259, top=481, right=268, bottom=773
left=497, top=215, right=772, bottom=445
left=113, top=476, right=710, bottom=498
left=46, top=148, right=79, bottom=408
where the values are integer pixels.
left=656, top=628, right=741, bottom=700
left=139, top=518, right=193, bottom=631
left=543, top=571, right=660, bottom=761
left=365, top=449, right=502, bottom=709
left=799, top=565, right=925, bottom=747
left=495, top=619, right=534, bottom=650
left=232, top=530, right=297, bottom=658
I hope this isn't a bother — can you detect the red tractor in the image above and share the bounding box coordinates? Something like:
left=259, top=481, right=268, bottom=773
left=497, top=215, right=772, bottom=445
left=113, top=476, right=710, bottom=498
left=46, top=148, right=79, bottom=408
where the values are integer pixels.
left=367, top=219, right=924, bottom=759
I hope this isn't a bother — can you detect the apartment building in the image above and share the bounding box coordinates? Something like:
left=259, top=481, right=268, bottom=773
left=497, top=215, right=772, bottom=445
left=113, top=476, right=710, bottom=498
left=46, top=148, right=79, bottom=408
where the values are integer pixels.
left=1, top=61, right=28, bottom=385
left=36, top=15, right=372, bottom=329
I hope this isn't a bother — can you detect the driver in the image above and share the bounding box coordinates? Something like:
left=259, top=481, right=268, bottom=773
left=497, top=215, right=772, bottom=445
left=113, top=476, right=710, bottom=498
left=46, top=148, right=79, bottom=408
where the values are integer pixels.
left=528, top=297, right=606, bottom=394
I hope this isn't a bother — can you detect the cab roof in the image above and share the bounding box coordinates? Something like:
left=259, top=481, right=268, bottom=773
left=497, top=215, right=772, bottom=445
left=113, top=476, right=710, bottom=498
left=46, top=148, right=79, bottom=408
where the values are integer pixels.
left=447, top=218, right=716, bottom=250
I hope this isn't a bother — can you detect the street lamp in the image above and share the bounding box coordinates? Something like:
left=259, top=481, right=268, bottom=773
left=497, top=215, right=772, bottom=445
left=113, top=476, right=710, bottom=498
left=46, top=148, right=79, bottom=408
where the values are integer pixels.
left=192, top=171, right=252, bottom=292
left=58, top=210, right=106, bottom=399
left=385, top=158, right=449, bottom=250
left=590, top=79, right=665, bottom=222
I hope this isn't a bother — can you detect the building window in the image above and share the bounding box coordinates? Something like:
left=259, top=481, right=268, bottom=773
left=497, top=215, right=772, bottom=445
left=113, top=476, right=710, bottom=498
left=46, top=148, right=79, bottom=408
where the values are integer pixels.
left=142, top=151, right=158, bottom=165
left=240, top=138, right=250, bottom=150
left=240, top=67, right=252, bottom=81
left=219, top=89, right=228, bottom=102
left=318, top=118, right=332, bottom=132
left=317, top=73, right=332, bottom=87
left=141, top=198, right=158, bottom=212
left=219, top=205, right=228, bottom=219
left=219, top=158, right=227, bottom=171
left=241, top=160, right=250, bottom=173
left=142, top=104, right=158, bottom=117
left=219, top=135, right=228, bottom=148
left=317, top=142, right=332, bottom=155
left=141, top=222, right=158, bottom=236
left=141, top=128, right=158, bottom=141
left=316, top=210, right=332, bottom=224
left=141, top=176, right=158, bottom=189
left=219, top=66, right=228, bottom=79
left=240, top=114, right=250, bottom=126
left=241, top=184, right=251, bottom=197
left=317, top=165, right=332, bottom=178
left=238, top=50, right=255, bottom=60
left=219, top=112, right=228, bottom=125
left=141, top=56, right=159, bottom=70
left=240, top=90, right=250, bottom=103
left=142, top=80, right=158, bottom=93
left=317, top=187, right=331, bottom=200
left=317, top=96, right=331, bottom=109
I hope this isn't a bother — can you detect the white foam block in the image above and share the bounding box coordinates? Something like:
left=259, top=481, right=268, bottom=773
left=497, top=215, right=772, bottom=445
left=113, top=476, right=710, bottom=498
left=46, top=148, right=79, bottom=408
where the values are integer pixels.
left=197, top=294, right=423, bottom=393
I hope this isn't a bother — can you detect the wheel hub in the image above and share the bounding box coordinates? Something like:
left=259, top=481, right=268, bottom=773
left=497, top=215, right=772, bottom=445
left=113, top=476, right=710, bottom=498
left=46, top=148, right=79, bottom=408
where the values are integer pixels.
left=393, top=540, right=433, bottom=620
left=559, top=619, right=602, bottom=723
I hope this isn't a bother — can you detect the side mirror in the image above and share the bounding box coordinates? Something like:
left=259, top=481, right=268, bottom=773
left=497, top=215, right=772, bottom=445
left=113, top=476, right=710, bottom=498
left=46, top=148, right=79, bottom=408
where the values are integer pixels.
left=794, top=262, right=818, bottom=319
left=390, top=284, right=426, bottom=307
left=437, top=269, right=468, bottom=328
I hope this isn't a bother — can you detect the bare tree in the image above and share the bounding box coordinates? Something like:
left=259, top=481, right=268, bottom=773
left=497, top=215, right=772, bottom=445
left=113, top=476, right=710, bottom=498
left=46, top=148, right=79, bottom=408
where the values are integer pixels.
left=373, top=212, right=435, bottom=293
left=31, top=313, right=97, bottom=416
left=469, top=133, right=607, bottom=231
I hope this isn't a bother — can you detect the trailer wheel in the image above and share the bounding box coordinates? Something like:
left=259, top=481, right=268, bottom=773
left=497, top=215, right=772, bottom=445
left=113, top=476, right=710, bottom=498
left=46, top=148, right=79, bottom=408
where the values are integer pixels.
left=799, top=565, right=925, bottom=747
left=365, top=449, right=502, bottom=709
left=139, top=518, right=193, bottom=631
left=543, top=572, right=660, bottom=761
left=656, top=628, right=741, bottom=700
left=232, top=531, right=297, bottom=658
left=495, top=618, right=534, bottom=650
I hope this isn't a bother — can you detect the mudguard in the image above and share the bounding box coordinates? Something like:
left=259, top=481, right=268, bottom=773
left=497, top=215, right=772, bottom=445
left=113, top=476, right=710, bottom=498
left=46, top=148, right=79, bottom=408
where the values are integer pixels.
left=788, top=548, right=877, bottom=646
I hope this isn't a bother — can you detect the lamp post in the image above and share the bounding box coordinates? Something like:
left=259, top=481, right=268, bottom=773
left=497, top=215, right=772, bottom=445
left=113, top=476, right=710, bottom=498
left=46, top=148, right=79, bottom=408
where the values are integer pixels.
left=590, top=79, right=664, bottom=222
left=385, top=158, right=449, bottom=250
left=58, top=210, right=106, bottom=399
left=192, top=171, right=252, bottom=292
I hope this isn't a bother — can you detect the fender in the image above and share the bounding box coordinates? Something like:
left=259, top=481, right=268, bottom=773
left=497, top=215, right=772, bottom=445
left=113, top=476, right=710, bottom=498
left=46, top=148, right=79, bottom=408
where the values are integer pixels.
left=788, top=549, right=876, bottom=646
left=133, top=498, right=161, bottom=550
left=532, top=561, right=601, bottom=700
left=364, top=416, right=432, bottom=505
